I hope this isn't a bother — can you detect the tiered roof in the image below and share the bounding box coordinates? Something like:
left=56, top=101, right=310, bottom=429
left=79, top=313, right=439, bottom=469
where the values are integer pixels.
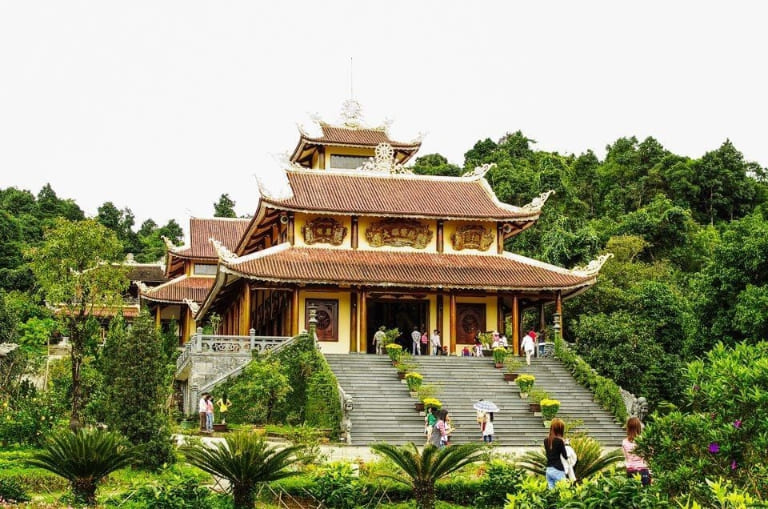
left=166, top=218, right=251, bottom=277
left=140, top=275, right=214, bottom=305
left=260, top=170, right=542, bottom=221
left=220, top=244, right=595, bottom=292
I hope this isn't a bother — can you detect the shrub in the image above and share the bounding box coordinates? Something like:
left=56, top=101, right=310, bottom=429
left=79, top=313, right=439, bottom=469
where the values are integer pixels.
left=516, top=374, right=535, bottom=393
left=540, top=399, right=560, bottom=420
left=386, top=343, right=404, bottom=362
left=305, top=363, right=342, bottom=432
left=0, top=391, right=62, bottom=446
left=0, top=478, right=30, bottom=504
left=492, top=347, right=507, bottom=364
left=474, top=460, right=525, bottom=507
left=405, top=372, right=424, bottom=391
left=104, top=473, right=216, bottom=509
left=311, top=461, right=361, bottom=509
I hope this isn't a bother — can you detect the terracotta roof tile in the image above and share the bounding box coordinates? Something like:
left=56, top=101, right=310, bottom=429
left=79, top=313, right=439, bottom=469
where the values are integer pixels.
left=141, top=276, right=214, bottom=304
left=264, top=171, right=539, bottom=221
left=308, top=125, right=420, bottom=149
left=174, top=218, right=251, bottom=259
left=224, top=246, right=592, bottom=291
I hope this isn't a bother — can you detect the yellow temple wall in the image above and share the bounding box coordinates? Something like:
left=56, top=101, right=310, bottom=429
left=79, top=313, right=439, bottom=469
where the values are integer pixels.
left=298, top=289, right=351, bottom=355
left=357, top=216, right=438, bottom=252
left=292, top=213, right=353, bottom=249
left=443, top=221, right=498, bottom=255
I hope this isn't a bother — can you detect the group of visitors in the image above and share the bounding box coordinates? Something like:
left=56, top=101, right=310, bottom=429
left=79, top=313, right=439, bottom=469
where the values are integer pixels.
left=543, top=415, right=651, bottom=490
left=198, top=393, right=232, bottom=433
left=424, top=407, right=452, bottom=447
left=373, top=325, right=443, bottom=356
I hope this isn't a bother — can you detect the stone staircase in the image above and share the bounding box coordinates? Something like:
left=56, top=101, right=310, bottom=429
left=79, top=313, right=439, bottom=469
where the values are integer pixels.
left=324, top=354, right=625, bottom=447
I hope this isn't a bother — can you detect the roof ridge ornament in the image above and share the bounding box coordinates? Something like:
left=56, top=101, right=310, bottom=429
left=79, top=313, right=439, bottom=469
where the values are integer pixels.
left=462, top=163, right=496, bottom=179
left=134, top=280, right=149, bottom=294
left=183, top=298, right=200, bottom=315
left=521, top=190, right=556, bottom=212
left=571, top=253, right=614, bottom=276
left=340, top=99, right=364, bottom=128
left=358, top=143, right=412, bottom=175
left=162, top=236, right=182, bottom=253
left=209, top=238, right=236, bottom=262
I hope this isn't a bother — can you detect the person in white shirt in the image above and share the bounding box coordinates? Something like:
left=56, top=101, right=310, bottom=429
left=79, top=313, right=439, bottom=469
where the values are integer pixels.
left=430, top=330, right=442, bottom=356
left=198, top=393, right=208, bottom=432
left=411, top=327, right=422, bottom=355
left=373, top=326, right=386, bottom=355
left=521, top=330, right=537, bottom=366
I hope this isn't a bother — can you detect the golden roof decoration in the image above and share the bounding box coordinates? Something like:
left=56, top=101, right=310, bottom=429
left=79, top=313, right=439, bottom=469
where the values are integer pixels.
left=570, top=253, right=614, bottom=276
left=358, top=143, right=412, bottom=174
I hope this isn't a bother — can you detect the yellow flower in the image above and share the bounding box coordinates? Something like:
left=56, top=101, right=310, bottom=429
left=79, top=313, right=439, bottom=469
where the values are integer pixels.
left=41, top=415, right=46, bottom=421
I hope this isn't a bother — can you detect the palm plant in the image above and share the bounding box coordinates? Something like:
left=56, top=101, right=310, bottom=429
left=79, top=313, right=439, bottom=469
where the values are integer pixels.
left=517, top=435, right=623, bottom=482
left=182, top=431, right=303, bottom=509
left=25, top=428, right=137, bottom=505
left=371, top=442, right=485, bottom=509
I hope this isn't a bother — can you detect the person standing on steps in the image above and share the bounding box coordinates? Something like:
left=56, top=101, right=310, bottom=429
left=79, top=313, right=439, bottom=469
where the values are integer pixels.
left=373, top=325, right=386, bottom=355
left=205, top=393, right=214, bottom=433
left=430, top=329, right=442, bottom=356
left=623, top=417, right=651, bottom=486
left=482, top=412, right=495, bottom=443
left=411, top=326, right=422, bottom=355
left=216, top=393, right=232, bottom=425
left=521, top=330, right=536, bottom=366
left=198, top=393, right=208, bottom=433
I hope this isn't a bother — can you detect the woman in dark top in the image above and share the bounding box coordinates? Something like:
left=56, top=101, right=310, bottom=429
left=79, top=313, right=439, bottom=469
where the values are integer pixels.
left=543, top=417, right=569, bottom=489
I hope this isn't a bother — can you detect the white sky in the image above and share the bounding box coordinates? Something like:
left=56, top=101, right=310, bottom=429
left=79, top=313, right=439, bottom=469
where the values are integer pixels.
left=1, top=1, right=766, bottom=234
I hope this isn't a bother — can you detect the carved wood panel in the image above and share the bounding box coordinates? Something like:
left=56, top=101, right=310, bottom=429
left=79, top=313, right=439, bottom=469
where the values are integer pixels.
left=455, top=303, right=486, bottom=344
left=365, top=219, right=433, bottom=249
left=302, top=217, right=347, bottom=246
left=305, top=299, right=338, bottom=341
left=451, top=224, right=494, bottom=251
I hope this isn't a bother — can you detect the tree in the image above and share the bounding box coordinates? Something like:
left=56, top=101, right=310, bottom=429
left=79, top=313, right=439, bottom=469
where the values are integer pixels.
left=214, top=193, right=237, bottom=218
left=27, top=218, right=128, bottom=430
left=100, top=312, right=174, bottom=469
left=96, top=202, right=140, bottom=255
left=410, top=153, right=461, bottom=177
left=26, top=428, right=137, bottom=505
left=370, top=442, right=485, bottom=509
left=182, top=433, right=303, bottom=509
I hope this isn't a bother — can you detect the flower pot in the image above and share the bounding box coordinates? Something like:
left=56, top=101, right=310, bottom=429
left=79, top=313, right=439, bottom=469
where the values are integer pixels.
left=529, top=403, right=541, bottom=413
left=213, top=423, right=228, bottom=432
left=414, top=402, right=425, bottom=412
left=503, top=373, right=518, bottom=382
left=409, top=391, right=418, bottom=398
left=398, top=371, right=406, bottom=380
left=495, top=362, right=503, bottom=368
left=520, top=392, right=529, bottom=399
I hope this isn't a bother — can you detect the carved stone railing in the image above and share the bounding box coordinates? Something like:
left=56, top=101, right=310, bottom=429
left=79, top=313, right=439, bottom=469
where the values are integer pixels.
left=176, top=328, right=290, bottom=373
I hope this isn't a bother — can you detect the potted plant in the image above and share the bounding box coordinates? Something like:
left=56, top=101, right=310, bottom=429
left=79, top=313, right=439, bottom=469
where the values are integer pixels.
left=503, top=357, right=522, bottom=381
left=492, top=347, right=508, bottom=368
left=540, top=398, right=561, bottom=426
left=396, top=353, right=417, bottom=379
left=415, top=384, right=440, bottom=411
left=405, top=372, right=423, bottom=394
left=422, top=398, right=442, bottom=412
left=528, top=388, right=550, bottom=415
left=515, top=374, right=535, bottom=398
left=385, top=343, right=403, bottom=364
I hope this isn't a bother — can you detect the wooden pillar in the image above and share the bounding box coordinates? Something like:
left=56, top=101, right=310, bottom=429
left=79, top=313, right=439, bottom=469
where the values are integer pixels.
left=512, top=295, right=519, bottom=355
left=449, top=293, right=457, bottom=355
left=350, top=291, right=358, bottom=352
left=240, top=283, right=251, bottom=335
left=291, top=288, right=299, bottom=336
left=155, top=305, right=161, bottom=329
left=497, top=223, right=504, bottom=254
left=437, top=220, right=444, bottom=253
left=556, top=291, right=563, bottom=336
left=436, top=291, right=444, bottom=340
left=351, top=216, right=358, bottom=249
left=360, top=288, right=368, bottom=353
left=539, top=302, right=546, bottom=332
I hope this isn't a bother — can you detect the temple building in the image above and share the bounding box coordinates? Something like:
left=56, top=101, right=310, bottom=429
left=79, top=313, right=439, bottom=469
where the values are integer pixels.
left=139, top=217, right=250, bottom=342
left=187, top=102, right=609, bottom=355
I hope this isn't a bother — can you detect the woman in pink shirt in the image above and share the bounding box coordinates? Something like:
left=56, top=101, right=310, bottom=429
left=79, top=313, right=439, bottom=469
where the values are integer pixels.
left=622, top=417, right=650, bottom=486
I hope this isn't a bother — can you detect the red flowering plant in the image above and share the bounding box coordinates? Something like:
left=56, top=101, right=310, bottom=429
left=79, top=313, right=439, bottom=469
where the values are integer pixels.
left=635, top=341, right=768, bottom=504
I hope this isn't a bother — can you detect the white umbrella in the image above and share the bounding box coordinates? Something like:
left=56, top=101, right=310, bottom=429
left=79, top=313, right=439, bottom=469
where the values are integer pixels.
left=473, top=400, right=500, bottom=413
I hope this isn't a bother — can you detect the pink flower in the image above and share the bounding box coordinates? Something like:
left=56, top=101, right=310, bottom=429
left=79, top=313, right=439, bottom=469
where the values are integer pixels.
left=731, top=460, right=738, bottom=470
left=733, top=419, right=742, bottom=429
left=708, top=442, right=720, bottom=453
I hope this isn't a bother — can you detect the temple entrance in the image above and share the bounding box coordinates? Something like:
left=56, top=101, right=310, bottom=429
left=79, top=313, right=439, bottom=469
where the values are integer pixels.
left=366, top=299, right=429, bottom=354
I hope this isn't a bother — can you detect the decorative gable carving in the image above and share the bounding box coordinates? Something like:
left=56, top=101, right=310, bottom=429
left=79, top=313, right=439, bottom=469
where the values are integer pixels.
left=365, top=219, right=433, bottom=249
left=451, top=225, right=494, bottom=251
left=302, top=217, right=347, bottom=246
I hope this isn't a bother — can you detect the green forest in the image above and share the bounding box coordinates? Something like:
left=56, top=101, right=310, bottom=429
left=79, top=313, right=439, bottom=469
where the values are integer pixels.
left=1, top=131, right=767, bottom=506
